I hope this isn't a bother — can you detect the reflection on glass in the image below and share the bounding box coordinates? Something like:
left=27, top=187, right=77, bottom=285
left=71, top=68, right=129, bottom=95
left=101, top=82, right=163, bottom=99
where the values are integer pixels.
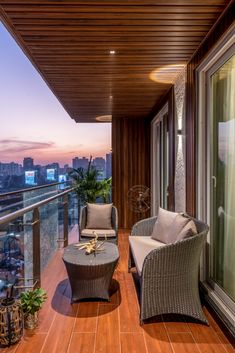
left=211, top=54, right=235, bottom=301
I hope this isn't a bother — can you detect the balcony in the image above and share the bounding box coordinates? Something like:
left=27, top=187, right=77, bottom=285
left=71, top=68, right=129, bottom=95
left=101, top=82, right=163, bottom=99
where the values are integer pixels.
left=0, top=185, right=234, bottom=352
left=0, top=0, right=235, bottom=351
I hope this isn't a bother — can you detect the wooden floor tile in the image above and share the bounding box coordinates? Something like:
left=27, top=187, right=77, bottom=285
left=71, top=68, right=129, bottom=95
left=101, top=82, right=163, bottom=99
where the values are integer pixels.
left=163, top=315, right=190, bottom=333
left=95, top=304, right=120, bottom=353
left=189, top=323, right=228, bottom=353
left=68, top=333, right=95, bottom=353
left=15, top=333, right=47, bottom=353
left=120, top=333, right=147, bottom=353
left=217, top=332, right=235, bottom=353
left=168, top=332, right=200, bottom=353
left=74, top=302, right=98, bottom=333
left=117, top=271, right=142, bottom=333
left=40, top=282, right=78, bottom=353
left=143, top=323, right=173, bottom=353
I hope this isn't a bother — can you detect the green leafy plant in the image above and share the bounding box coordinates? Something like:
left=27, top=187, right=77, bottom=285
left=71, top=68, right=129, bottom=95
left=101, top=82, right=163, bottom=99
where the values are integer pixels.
left=20, top=288, right=47, bottom=315
left=69, top=156, right=112, bottom=204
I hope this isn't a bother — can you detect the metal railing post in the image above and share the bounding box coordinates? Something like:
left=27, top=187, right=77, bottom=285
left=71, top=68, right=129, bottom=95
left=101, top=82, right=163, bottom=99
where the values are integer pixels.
left=63, top=194, right=68, bottom=248
left=32, top=208, right=41, bottom=288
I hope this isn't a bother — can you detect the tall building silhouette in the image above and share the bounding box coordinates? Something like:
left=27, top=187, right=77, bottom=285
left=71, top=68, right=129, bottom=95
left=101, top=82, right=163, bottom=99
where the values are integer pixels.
left=23, top=157, right=34, bottom=171
left=106, top=153, right=112, bottom=178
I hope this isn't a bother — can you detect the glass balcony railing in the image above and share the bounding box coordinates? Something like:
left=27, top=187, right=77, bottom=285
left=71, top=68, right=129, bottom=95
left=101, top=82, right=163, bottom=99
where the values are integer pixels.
left=0, top=183, right=78, bottom=297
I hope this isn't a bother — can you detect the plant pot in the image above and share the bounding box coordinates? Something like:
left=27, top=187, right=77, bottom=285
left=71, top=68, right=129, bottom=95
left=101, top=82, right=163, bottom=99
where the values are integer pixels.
left=24, top=312, right=38, bottom=330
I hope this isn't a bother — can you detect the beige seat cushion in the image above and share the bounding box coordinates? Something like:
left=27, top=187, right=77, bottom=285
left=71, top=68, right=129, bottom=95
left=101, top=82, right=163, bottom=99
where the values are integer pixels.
left=81, top=229, right=116, bottom=238
left=86, top=203, right=112, bottom=229
left=151, top=207, right=178, bottom=243
left=129, top=236, right=166, bottom=275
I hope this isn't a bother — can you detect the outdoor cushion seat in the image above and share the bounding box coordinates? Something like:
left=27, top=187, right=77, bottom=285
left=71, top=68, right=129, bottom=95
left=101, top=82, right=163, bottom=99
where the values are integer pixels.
left=81, top=228, right=116, bottom=238
left=79, top=204, right=118, bottom=243
left=129, top=236, right=166, bottom=275
left=129, top=211, right=209, bottom=325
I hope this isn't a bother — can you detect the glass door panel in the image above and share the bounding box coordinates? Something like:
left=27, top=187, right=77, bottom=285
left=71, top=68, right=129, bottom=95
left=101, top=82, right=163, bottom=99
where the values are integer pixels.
left=160, top=114, right=169, bottom=209
left=210, top=54, right=235, bottom=301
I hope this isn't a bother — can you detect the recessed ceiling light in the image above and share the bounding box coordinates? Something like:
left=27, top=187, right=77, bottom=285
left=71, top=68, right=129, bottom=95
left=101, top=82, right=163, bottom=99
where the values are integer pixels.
left=109, top=95, right=113, bottom=99
left=149, top=64, right=186, bottom=84
left=109, top=50, right=116, bottom=55
left=96, top=115, right=112, bottom=122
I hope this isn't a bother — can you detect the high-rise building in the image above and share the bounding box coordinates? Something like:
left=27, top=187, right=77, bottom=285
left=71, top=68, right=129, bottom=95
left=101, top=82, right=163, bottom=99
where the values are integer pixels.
left=23, top=157, right=34, bottom=171
left=0, top=162, right=23, bottom=176
left=72, top=157, right=89, bottom=170
left=106, top=153, right=112, bottom=178
left=93, top=157, right=105, bottom=180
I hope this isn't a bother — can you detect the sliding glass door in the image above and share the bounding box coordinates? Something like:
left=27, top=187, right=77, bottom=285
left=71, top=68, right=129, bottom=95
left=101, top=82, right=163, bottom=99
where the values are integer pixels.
left=208, top=54, right=235, bottom=303
left=151, top=105, right=170, bottom=213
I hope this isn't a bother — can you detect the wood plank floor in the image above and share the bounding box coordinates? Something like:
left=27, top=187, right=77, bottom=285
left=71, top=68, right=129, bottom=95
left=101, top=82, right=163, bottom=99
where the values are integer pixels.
left=1, top=228, right=235, bottom=353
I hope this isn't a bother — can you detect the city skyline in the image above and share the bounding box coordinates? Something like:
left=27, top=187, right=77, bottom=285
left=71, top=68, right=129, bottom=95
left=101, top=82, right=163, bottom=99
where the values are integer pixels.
left=0, top=22, right=111, bottom=165
left=0, top=152, right=111, bottom=168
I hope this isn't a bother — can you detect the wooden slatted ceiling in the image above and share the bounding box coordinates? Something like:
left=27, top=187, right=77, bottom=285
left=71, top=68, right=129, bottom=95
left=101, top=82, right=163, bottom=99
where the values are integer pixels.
left=0, top=1, right=229, bottom=122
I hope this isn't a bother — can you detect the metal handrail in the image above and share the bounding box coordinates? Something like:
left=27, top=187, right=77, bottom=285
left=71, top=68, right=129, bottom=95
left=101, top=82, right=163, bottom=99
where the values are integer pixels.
left=0, top=181, right=71, bottom=198
left=0, top=187, right=75, bottom=226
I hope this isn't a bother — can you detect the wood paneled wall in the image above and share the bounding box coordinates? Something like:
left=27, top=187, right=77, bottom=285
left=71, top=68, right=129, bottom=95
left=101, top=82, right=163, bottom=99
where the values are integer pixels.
left=112, top=117, right=150, bottom=229
left=185, top=0, right=235, bottom=216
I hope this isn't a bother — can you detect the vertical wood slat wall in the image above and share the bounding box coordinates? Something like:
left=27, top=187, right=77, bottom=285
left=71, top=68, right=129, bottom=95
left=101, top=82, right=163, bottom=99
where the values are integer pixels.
left=112, top=117, right=150, bottom=229
left=185, top=0, right=235, bottom=216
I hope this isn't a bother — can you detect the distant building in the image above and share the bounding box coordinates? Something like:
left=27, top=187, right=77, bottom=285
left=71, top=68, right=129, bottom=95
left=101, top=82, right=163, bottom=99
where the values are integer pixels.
left=106, top=153, right=112, bottom=178
left=45, top=163, right=59, bottom=181
left=72, top=157, right=89, bottom=170
left=93, top=157, right=105, bottom=180
left=0, top=162, right=23, bottom=176
left=23, top=157, right=34, bottom=171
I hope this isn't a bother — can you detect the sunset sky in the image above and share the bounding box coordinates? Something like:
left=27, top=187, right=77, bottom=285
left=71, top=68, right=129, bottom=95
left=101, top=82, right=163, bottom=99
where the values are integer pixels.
left=0, top=22, right=111, bottom=167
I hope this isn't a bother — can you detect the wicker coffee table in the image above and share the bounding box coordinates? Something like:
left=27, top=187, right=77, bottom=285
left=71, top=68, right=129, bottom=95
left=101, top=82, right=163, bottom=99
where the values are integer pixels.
left=63, top=242, right=119, bottom=303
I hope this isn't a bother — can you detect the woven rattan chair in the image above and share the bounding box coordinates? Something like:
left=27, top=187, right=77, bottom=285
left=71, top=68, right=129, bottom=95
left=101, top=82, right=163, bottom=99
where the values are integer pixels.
left=79, top=205, right=118, bottom=244
left=129, top=215, right=209, bottom=324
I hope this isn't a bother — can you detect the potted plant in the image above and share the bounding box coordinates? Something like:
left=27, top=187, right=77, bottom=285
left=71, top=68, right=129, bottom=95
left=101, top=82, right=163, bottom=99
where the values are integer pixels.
left=69, top=156, right=112, bottom=204
left=20, top=288, right=47, bottom=329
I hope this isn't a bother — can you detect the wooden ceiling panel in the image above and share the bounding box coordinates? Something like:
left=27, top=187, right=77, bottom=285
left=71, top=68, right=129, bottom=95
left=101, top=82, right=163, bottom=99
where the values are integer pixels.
left=0, top=0, right=230, bottom=122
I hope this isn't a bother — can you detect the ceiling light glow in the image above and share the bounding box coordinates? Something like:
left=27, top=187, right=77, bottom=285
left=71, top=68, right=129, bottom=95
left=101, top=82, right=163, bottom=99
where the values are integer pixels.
left=150, top=64, right=186, bottom=84
left=109, top=50, right=116, bottom=55
left=96, top=115, right=112, bottom=122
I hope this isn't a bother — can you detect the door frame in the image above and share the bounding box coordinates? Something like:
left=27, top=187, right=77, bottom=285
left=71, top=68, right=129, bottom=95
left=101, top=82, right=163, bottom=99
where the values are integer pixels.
left=196, top=24, right=235, bottom=334
left=151, top=87, right=175, bottom=215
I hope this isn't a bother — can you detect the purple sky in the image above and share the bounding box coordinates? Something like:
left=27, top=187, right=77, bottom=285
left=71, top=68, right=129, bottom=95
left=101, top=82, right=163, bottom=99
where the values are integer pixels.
left=0, top=22, right=111, bottom=167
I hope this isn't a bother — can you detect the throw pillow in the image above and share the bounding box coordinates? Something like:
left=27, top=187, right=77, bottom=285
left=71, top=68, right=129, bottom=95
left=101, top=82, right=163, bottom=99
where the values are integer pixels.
left=151, top=207, right=178, bottom=243
left=175, top=219, right=197, bottom=242
left=167, top=214, right=197, bottom=243
left=86, top=203, right=112, bottom=229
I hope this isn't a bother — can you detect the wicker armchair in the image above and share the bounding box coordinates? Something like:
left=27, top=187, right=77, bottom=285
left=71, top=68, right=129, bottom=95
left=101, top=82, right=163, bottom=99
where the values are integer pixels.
left=129, top=215, right=209, bottom=324
left=79, top=205, right=118, bottom=244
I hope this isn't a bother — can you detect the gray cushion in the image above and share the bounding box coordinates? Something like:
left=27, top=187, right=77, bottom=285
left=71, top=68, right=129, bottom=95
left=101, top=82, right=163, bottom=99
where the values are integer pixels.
left=86, top=203, right=112, bottom=229
left=175, top=219, right=197, bottom=241
left=81, top=229, right=116, bottom=238
left=166, top=214, right=193, bottom=243
left=151, top=207, right=178, bottom=243
left=129, top=236, right=166, bottom=275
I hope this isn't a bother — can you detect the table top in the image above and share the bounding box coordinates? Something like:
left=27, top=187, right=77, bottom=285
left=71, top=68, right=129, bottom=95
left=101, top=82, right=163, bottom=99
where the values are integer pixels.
left=63, top=242, right=119, bottom=267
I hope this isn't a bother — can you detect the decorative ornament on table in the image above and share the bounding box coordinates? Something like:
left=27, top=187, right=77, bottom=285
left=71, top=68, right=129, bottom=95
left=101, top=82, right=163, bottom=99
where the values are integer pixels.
left=75, top=232, right=107, bottom=255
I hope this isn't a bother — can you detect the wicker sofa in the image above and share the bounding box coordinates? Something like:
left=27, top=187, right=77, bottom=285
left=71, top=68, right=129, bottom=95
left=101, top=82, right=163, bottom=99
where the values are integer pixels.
left=79, top=204, right=118, bottom=243
left=129, top=214, right=209, bottom=324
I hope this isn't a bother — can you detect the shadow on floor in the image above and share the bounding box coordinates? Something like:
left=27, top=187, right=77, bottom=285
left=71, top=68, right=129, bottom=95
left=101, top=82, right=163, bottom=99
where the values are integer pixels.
left=51, top=278, right=121, bottom=317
